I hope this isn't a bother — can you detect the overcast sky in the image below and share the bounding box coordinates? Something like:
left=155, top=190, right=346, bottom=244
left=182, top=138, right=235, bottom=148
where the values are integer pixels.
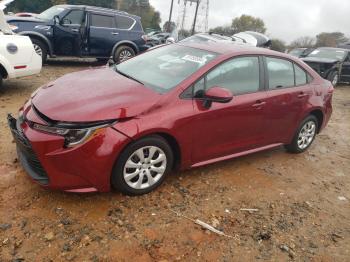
left=149, top=0, right=350, bottom=43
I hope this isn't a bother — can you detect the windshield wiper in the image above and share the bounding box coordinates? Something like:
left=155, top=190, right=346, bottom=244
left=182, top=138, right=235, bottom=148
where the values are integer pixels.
left=114, top=66, right=144, bottom=85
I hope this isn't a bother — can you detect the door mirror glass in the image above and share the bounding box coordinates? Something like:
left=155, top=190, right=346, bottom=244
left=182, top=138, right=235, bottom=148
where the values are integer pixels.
left=205, top=86, right=233, bottom=103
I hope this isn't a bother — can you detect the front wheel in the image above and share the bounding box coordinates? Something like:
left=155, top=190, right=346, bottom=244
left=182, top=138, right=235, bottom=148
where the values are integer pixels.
left=285, top=115, right=318, bottom=154
left=113, top=45, right=135, bottom=64
left=111, top=135, right=174, bottom=195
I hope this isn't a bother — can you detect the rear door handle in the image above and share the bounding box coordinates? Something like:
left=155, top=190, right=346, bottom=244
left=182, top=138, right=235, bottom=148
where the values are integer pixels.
left=252, top=101, right=266, bottom=108
left=71, top=29, right=79, bottom=32
left=111, top=32, right=119, bottom=35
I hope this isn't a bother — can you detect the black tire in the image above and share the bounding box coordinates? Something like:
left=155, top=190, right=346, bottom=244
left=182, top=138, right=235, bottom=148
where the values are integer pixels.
left=31, top=38, right=48, bottom=64
left=328, top=71, right=338, bottom=87
left=0, top=74, right=3, bottom=90
left=111, top=135, right=174, bottom=195
left=285, top=115, right=318, bottom=154
left=113, top=45, right=135, bottom=64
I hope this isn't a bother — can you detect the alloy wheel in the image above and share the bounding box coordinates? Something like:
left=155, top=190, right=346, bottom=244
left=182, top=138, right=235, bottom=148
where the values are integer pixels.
left=119, top=50, right=133, bottom=62
left=297, top=120, right=316, bottom=150
left=33, top=44, right=43, bottom=57
left=123, top=146, right=167, bottom=190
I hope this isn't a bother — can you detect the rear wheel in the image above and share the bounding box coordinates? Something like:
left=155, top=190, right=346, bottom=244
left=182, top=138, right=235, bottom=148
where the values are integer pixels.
left=113, top=45, right=135, bottom=64
left=32, top=38, right=47, bottom=64
left=111, top=135, right=173, bottom=195
left=328, top=71, right=339, bottom=86
left=285, top=115, right=318, bottom=154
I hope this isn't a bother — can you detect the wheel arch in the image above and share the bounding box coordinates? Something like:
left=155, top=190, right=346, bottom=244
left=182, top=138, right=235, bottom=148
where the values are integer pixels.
left=308, top=109, right=324, bottom=133
left=0, top=63, right=8, bottom=78
left=18, top=31, right=53, bottom=56
left=111, top=41, right=139, bottom=56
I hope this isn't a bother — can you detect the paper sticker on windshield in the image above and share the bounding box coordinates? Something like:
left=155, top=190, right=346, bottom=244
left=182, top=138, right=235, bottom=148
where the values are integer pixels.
left=182, top=55, right=206, bottom=64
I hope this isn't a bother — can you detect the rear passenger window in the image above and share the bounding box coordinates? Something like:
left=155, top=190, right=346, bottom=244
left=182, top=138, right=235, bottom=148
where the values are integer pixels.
left=266, top=57, right=294, bottom=89
left=294, top=64, right=307, bottom=85
left=90, top=14, right=116, bottom=28
left=116, top=15, right=134, bottom=29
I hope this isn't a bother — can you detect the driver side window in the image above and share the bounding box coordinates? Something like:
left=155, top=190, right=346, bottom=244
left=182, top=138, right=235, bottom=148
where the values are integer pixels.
left=193, top=56, right=261, bottom=97
left=62, top=10, right=85, bottom=25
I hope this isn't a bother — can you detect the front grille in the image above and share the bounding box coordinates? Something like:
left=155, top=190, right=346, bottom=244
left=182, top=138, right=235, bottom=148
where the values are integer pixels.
left=8, top=115, right=49, bottom=185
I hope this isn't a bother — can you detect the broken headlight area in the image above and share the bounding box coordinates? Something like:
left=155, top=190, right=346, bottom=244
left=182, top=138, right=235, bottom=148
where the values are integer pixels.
left=31, top=120, right=116, bottom=148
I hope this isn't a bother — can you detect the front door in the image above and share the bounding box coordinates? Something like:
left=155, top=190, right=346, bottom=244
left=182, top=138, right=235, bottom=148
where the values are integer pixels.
left=53, top=9, right=85, bottom=56
left=191, top=56, right=268, bottom=164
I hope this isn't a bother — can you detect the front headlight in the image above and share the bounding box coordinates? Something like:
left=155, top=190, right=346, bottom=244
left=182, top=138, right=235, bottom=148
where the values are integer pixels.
left=32, top=121, right=116, bottom=147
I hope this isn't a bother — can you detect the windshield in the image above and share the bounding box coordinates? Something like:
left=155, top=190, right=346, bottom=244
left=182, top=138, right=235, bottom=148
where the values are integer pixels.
left=289, top=49, right=305, bottom=56
left=115, top=44, right=217, bottom=93
left=37, top=6, right=65, bottom=20
left=307, top=49, right=347, bottom=60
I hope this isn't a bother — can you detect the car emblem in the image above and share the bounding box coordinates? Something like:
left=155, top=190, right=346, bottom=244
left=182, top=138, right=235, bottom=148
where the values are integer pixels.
left=7, top=43, right=18, bottom=54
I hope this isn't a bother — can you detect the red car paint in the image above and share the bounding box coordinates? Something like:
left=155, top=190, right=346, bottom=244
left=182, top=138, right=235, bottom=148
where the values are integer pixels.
left=11, top=43, right=333, bottom=192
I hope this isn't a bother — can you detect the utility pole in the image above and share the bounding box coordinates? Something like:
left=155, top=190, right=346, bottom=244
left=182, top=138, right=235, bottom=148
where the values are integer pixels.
left=191, top=0, right=200, bottom=35
left=168, top=0, right=175, bottom=32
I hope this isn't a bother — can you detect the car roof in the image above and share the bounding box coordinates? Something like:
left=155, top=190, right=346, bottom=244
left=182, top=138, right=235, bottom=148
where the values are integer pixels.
left=178, top=41, right=292, bottom=58
left=55, top=4, right=140, bottom=19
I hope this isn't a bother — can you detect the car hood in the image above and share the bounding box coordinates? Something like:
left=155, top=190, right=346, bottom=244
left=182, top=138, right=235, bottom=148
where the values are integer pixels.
left=31, top=67, right=162, bottom=122
left=302, top=57, right=339, bottom=64
left=6, top=15, right=44, bottom=23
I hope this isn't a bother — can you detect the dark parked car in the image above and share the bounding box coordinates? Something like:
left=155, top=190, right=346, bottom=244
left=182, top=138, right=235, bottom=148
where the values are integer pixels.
left=6, top=5, right=148, bottom=63
left=146, top=32, right=170, bottom=47
left=8, top=42, right=333, bottom=195
left=289, top=48, right=314, bottom=58
left=302, top=47, right=350, bottom=86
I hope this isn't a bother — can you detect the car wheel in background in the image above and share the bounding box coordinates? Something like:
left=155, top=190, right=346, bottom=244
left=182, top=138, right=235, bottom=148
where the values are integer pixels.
left=111, top=135, right=174, bottom=195
left=32, top=38, right=47, bottom=64
left=328, top=71, right=339, bottom=87
left=285, top=115, right=318, bottom=154
left=113, top=46, right=135, bottom=64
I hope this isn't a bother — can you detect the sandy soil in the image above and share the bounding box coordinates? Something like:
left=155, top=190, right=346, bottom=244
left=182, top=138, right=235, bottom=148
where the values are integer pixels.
left=0, top=60, right=349, bottom=261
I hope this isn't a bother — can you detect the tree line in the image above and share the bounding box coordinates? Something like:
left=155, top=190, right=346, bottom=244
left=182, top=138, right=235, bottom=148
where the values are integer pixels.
left=6, top=0, right=161, bottom=30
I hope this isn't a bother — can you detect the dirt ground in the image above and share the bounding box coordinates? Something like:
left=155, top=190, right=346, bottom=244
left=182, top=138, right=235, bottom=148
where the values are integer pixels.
left=0, top=60, right=349, bottom=262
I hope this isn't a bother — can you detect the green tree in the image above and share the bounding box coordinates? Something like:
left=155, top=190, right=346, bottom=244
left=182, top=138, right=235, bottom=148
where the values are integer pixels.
left=315, top=32, right=348, bottom=47
left=232, top=14, right=266, bottom=34
left=270, top=38, right=286, bottom=53
left=289, top=36, right=315, bottom=49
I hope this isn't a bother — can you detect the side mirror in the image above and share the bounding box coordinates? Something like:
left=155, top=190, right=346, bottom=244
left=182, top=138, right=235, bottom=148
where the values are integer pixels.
left=203, top=86, right=233, bottom=108
left=53, top=15, right=60, bottom=25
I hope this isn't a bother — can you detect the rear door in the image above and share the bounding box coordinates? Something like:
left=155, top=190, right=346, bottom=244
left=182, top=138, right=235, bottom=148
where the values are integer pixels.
left=263, top=57, right=312, bottom=144
left=340, top=52, right=350, bottom=82
left=88, top=12, right=121, bottom=57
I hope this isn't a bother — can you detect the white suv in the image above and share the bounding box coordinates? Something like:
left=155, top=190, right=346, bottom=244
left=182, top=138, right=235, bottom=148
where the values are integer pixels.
left=0, top=8, right=42, bottom=89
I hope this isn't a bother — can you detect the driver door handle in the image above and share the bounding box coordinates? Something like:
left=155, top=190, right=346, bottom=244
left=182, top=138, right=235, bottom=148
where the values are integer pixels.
left=111, top=32, right=119, bottom=35
left=298, top=92, right=308, bottom=98
left=71, top=28, right=79, bottom=32
left=252, top=101, right=266, bottom=108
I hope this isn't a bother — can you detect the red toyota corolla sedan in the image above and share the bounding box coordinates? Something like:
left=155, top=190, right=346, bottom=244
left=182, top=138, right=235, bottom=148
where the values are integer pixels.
left=8, top=42, right=333, bottom=195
